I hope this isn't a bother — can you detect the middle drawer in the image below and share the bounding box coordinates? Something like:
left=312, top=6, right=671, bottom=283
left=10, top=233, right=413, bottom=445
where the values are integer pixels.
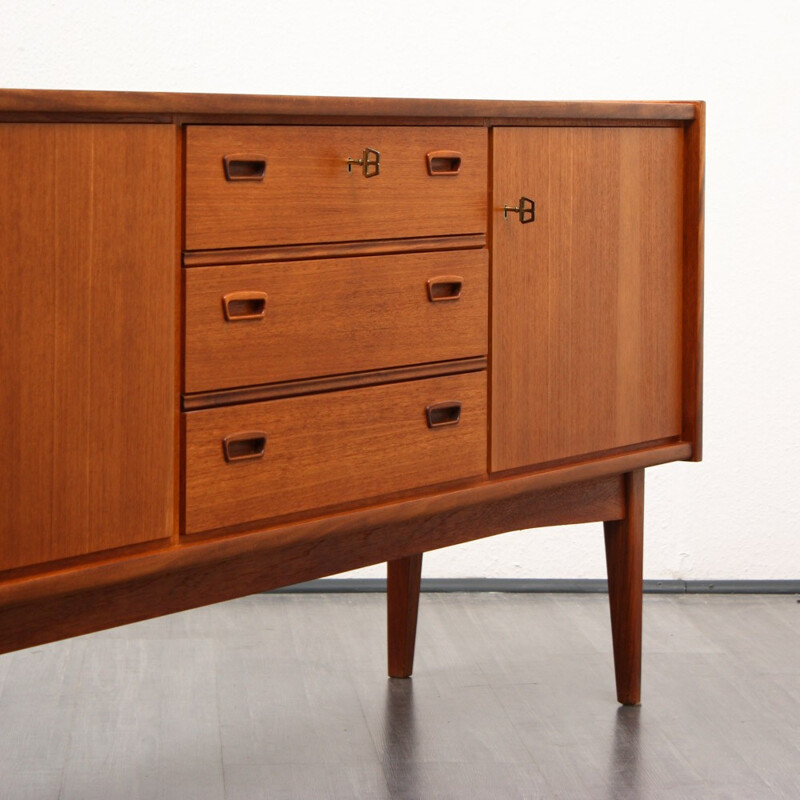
left=184, top=249, right=488, bottom=393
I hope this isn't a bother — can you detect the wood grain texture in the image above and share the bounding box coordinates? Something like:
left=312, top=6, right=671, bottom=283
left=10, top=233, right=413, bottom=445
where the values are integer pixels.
left=185, top=126, right=487, bottom=249
left=683, top=103, right=705, bottom=460
left=0, top=88, right=698, bottom=121
left=0, top=123, right=176, bottom=571
left=604, top=469, right=644, bottom=705
left=0, top=437, right=684, bottom=603
left=184, top=358, right=487, bottom=410
left=0, top=475, right=623, bottom=655
left=387, top=553, right=423, bottom=678
left=185, top=250, right=488, bottom=392
left=491, top=126, right=684, bottom=472
left=182, top=234, right=487, bottom=267
left=184, top=372, right=487, bottom=535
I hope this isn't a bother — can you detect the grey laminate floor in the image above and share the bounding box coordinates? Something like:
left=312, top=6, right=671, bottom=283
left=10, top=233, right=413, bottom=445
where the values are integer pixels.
left=1, top=593, right=798, bottom=800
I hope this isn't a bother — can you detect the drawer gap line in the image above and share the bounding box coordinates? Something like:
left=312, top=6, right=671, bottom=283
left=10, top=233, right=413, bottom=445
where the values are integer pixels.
left=182, top=357, right=488, bottom=410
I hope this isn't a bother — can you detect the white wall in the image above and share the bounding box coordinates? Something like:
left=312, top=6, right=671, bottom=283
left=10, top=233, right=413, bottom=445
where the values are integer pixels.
left=3, top=0, right=798, bottom=580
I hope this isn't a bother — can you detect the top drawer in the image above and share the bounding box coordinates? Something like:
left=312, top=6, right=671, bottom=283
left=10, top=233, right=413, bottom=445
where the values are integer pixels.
left=184, top=126, right=487, bottom=250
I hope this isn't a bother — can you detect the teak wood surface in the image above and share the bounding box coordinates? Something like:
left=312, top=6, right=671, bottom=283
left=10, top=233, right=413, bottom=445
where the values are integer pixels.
left=0, top=473, right=624, bottom=656
left=182, top=233, right=487, bottom=268
left=0, top=92, right=704, bottom=707
left=387, top=553, right=424, bottom=678
left=184, top=249, right=488, bottom=393
left=491, top=126, right=684, bottom=473
left=604, top=469, right=645, bottom=705
left=183, top=372, right=487, bottom=535
left=185, top=126, right=487, bottom=250
left=0, top=123, right=177, bottom=572
left=0, top=89, right=697, bottom=122
left=682, top=102, right=705, bottom=460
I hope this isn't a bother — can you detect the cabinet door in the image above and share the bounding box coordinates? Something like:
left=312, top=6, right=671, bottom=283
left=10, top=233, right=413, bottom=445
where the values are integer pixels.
left=0, top=124, right=176, bottom=571
left=491, top=127, right=683, bottom=473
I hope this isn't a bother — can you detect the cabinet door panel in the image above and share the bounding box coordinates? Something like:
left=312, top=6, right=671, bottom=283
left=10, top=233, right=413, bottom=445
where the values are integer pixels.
left=491, top=127, right=683, bottom=473
left=0, top=124, right=176, bottom=571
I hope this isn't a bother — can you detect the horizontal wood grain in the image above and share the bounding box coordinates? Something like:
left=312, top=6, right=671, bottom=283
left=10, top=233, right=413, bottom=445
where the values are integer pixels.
left=0, top=474, right=623, bottom=655
left=0, top=123, right=176, bottom=572
left=184, top=249, right=488, bottom=392
left=491, top=126, right=684, bottom=472
left=182, top=233, right=487, bottom=267
left=183, top=358, right=488, bottom=410
left=0, top=88, right=698, bottom=121
left=185, top=125, right=487, bottom=249
left=0, top=438, right=685, bottom=588
left=183, top=372, right=487, bottom=535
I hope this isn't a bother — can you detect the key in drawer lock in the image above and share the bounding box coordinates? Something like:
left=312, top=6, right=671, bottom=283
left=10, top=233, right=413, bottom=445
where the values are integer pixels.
left=346, top=147, right=381, bottom=178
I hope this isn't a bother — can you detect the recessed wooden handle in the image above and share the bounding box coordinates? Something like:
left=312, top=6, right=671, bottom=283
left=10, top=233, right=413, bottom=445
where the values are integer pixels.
left=426, top=151, right=462, bottom=176
left=427, top=275, right=463, bottom=302
left=222, top=291, right=268, bottom=321
left=425, top=402, right=462, bottom=429
left=222, top=432, right=267, bottom=462
left=223, top=153, right=267, bottom=181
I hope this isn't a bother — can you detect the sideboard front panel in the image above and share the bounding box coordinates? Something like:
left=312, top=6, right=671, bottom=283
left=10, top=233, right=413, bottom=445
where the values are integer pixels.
left=0, top=123, right=176, bottom=571
left=183, top=371, right=487, bottom=535
left=491, top=126, right=684, bottom=473
left=184, top=249, right=488, bottom=393
left=185, top=125, right=487, bottom=250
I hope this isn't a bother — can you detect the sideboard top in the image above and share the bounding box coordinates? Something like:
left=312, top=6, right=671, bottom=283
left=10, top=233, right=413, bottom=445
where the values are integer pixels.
left=0, top=88, right=700, bottom=123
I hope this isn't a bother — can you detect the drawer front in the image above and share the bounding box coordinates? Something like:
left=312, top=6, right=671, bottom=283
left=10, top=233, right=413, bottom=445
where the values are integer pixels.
left=185, top=126, right=487, bottom=250
left=183, top=372, right=486, bottom=535
left=184, top=249, right=488, bottom=393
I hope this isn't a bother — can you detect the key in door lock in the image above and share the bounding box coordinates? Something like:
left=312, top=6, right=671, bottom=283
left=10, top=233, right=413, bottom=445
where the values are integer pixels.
left=503, top=196, right=535, bottom=223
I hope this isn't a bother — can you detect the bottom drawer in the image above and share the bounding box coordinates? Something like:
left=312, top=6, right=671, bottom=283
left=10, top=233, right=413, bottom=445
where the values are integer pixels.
left=183, top=371, right=486, bottom=535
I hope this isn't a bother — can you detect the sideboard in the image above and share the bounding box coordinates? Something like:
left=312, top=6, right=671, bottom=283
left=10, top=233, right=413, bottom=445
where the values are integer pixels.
left=0, top=90, right=704, bottom=705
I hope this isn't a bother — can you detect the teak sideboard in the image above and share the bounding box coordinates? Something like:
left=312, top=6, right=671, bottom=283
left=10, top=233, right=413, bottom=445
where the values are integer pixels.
left=0, top=90, right=704, bottom=705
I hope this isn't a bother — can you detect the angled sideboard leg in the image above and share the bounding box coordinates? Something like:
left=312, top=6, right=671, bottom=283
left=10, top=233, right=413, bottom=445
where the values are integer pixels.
left=604, top=469, right=645, bottom=706
left=387, top=552, right=423, bottom=678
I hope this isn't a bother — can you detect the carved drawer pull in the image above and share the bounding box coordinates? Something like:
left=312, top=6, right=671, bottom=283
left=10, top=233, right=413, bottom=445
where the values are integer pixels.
left=425, top=402, right=462, bottom=429
left=222, top=432, right=267, bottom=462
left=222, top=291, right=268, bottom=321
left=426, top=150, right=462, bottom=176
left=223, top=153, right=267, bottom=181
left=426, top=276, right=463, bottom=302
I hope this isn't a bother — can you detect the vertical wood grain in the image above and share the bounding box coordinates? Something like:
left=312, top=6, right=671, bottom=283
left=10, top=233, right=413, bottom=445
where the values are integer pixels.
left=491, top=127, right=684, bottom=472
left=387, top=553, right=423, bottom=678
left=603, top=469, right=644, bottom=705
left=0, top=124, right=176, bottom=571
left=682, top=104, right=705, bottom=461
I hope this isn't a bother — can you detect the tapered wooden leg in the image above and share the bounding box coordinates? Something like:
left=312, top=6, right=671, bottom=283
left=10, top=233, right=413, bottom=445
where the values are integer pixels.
left=387, top=552, right=423, bottom=678
left=604, top=469, right=644, bottom=706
